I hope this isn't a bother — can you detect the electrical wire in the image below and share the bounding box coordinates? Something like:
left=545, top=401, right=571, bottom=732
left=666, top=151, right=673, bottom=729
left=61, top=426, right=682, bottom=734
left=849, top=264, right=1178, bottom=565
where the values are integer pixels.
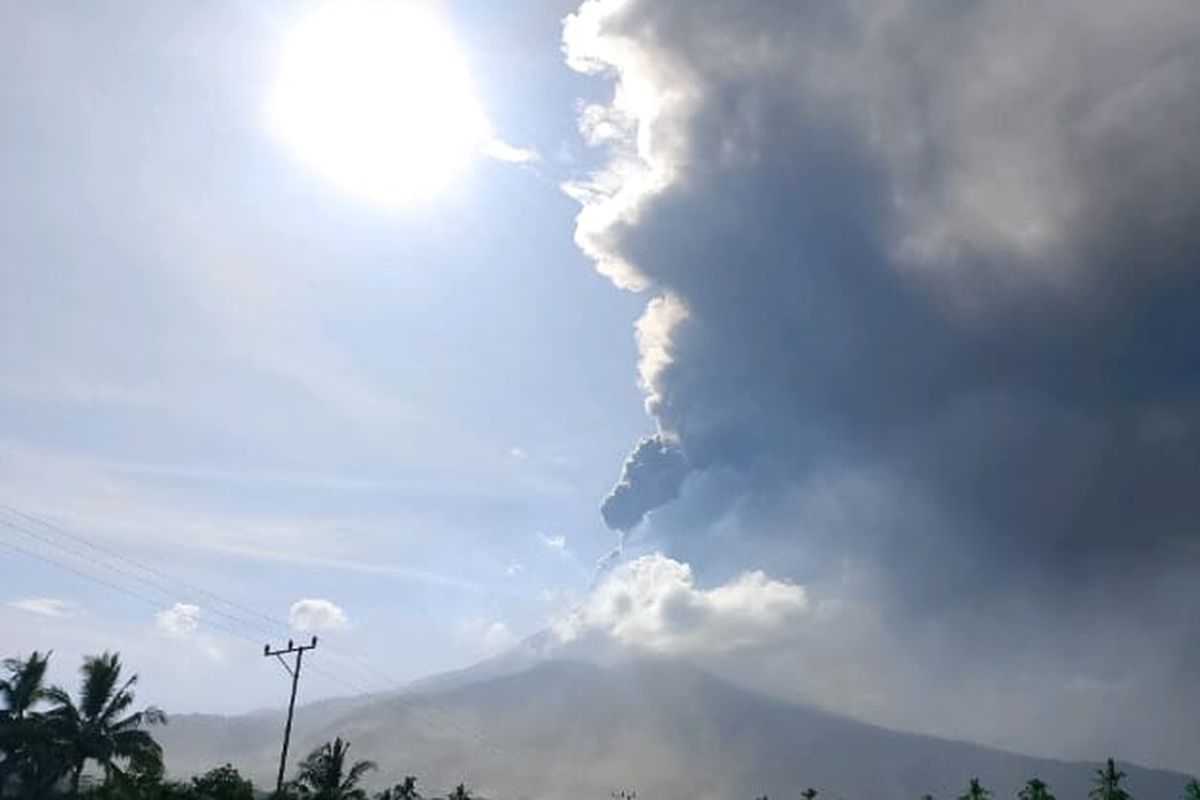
left=0, top=507, right=511, bottom=759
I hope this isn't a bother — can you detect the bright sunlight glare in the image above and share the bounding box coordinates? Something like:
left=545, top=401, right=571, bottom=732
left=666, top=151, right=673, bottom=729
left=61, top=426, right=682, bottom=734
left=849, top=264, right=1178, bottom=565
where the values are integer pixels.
left=269, top=1, right=489, bottom=206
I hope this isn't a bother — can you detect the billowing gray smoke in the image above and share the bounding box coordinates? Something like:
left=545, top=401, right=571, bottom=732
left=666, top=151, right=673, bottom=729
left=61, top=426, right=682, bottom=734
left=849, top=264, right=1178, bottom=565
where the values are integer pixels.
left=567, top=0, right=1200, bottom=770
left=600, top=434, right=688, bottom=531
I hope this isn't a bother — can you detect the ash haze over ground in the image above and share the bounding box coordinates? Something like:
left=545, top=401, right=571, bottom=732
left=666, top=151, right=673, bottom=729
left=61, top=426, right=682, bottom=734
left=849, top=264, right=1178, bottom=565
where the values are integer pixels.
left=158, top=658, right=1193, bottom=800
left=565, top=0, right=1200, bottom=773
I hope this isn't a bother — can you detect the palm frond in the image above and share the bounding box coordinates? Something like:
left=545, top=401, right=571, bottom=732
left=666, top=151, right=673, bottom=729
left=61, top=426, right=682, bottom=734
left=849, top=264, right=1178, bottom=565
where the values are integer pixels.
left=80, top=653, right=122, bottom=720
left=344, top=758, right=377, bottom=787
left=98, top=675, right=138, bottom=724
left=44, top=685, right=79, bottom=719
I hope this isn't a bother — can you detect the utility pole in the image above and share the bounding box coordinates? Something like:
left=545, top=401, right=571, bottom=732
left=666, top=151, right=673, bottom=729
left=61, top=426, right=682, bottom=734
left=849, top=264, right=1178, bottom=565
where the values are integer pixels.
left=264, top=636, right=318, bottom=796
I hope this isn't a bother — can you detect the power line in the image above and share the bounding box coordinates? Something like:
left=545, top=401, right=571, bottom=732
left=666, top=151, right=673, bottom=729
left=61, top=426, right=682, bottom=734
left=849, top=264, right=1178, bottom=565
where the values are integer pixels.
left=0, top=507, right=512, bottom=759
left=2, top=512, right=421, bottom=706
left=3, top=509, right=451, bottom=693
left=0, top=506, right=292, bottom=634
left=0, top=528, right=386, bottom=711
left=0, top=519, right=478, bottom=732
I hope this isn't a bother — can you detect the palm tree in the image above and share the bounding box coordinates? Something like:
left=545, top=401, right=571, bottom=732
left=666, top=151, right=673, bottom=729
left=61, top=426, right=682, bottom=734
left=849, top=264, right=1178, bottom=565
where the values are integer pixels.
left=377, top=776, right=420, bottom=800
left=1183, top=778, right=1200, bottom=800
left=0, top=651, right=62, bottom=798
left=1090, top=759, right=1130, bottom=800
left=45, top=651, right=166, bottom=795
left=959, top=778, right=991, bottom=800
left=1, top=650, right=51, bottom=720
left=447, top=784, right=471, bottom=800
left=1019, top=778, right=1056, bottom=800
left=292, top=737, right=376, bottom=800
left=801, top=789, right=818, bottom=800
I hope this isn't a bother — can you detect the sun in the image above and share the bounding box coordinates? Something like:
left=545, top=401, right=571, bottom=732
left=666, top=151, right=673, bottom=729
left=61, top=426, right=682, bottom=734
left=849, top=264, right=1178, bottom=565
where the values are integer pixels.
left=269, top=1, right=489, bottom=206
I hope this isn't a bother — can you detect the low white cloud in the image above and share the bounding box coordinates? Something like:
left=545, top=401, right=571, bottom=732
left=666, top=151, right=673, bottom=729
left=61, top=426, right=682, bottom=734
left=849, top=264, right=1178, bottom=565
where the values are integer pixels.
left=538, top=587, right=568, bottom=605
left=154, top=603, right=226, bottom=661
left=461, top=618, right=518, bottom=653
left=540, top=533, right=568, bottom=553
left=553, top=553, right=812, bottom=654
left=506, top=561, right=525, bottom=577
left=155, top=602, right=202, bottom=636
left=483, top=138, right=539, bottom=164
left=289, top=598, right=349, bottom=633
left=549, top=554, right=905, bottom=726
left=484, top=621, right=516, bottom=650
left=507, top=446, right=529, bottom=460
left=8, top=597, right=83, bottom=618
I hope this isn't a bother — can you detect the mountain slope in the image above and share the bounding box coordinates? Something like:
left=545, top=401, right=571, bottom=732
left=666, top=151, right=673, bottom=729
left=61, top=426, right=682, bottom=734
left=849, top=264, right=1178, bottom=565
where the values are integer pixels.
left=158, top=659, right=1191, bottom=800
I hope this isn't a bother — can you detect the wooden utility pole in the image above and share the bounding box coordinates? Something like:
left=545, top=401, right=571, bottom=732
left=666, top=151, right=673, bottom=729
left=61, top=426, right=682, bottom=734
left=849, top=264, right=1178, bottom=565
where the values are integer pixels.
left=264, top=636, right=318, bottom=795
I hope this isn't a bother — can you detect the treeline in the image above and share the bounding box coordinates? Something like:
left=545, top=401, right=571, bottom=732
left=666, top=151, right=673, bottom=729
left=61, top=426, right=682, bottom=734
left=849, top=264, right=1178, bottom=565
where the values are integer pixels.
left=763, top=771, right=1200, bottom=800
left=0, top=651, right=472, bottom=800
left=5, top=651, right=1200, bottom=800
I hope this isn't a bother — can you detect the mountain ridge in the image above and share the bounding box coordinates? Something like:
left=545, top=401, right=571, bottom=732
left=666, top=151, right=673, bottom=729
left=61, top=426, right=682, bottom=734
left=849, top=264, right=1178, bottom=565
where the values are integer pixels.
left=158, top=656, right=1193, bottom=800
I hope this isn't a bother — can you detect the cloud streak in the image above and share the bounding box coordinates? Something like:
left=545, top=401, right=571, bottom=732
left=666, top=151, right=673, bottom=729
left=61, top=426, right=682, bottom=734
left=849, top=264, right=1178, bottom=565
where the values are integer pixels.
left=7, top=597, right=83, bottom=619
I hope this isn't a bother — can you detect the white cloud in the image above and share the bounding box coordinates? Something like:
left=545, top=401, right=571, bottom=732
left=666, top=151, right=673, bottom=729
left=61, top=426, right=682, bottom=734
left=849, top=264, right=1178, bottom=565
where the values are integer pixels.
left=482, top=138, right=539, bottom=164
left=289, top=598, right=349, bottom=633
left=155, top=602, right=202, bottom=636
left=548, top=554, right=903, bottom=726
left=540, top=533, right=567, bottom=553
left=483, top=621, right=516, bottom=650
left=461, top=618, right=518, bottom=654
left=153, top=603, right=226, bottom=661
left=506, top=561, right=525, bottom=577
left=538, top=587, right=566, bottom=605
left=7, top=597, right=83, bottom=618
left=553, top=553, right=812, bottom=655
left=507, top=446, right=528, bottom=460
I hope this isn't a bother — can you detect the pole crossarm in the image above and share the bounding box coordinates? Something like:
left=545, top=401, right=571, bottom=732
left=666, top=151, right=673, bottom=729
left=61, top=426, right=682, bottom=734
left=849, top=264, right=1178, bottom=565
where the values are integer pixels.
left=264, top=638, right=318, bottom=658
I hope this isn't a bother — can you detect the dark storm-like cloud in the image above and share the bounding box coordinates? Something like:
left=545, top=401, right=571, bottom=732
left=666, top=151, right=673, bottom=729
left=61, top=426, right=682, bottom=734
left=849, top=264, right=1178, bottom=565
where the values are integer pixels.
left=566, top=0, right=1200, bottom=584
left=563, top=0, right=1200, bottom=766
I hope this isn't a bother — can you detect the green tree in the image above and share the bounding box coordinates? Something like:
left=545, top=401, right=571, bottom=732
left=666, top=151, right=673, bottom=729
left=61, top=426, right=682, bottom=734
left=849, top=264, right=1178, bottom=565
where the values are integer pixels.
left=447, top=784, right=471, bottom=800
left=89, top=758, right=189, bottom=800
left=45, top=651, right=167, bottom=796
left=292, top=737, right=376, bottom=800
left=191, top=763, right=255, bottom=800
left=959, top=778, right=992, bottom=800
left=1019, top=778, right=1056, bottom=800
left=1183, top=778, right=1200, bottom=800
left=376, top=776, right=420, bottom=800
left=0, top=651, right=63, bottom=798
left=1090, top=759, right=1130, bottom=800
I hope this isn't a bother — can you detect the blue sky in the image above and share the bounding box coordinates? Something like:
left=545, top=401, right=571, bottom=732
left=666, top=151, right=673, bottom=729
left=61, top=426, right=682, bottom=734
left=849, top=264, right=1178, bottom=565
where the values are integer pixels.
left=0, top=0, right=650, bottom=712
